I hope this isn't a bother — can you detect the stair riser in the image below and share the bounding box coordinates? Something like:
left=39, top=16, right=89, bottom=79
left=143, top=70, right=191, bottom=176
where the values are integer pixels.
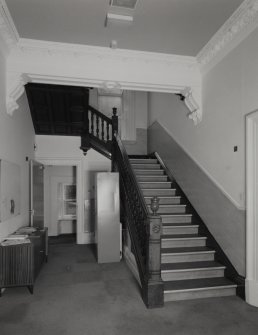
left=130, top=159, right=157, bottom=164
left=149, top=206, right=186, bottom=214
left=145, top=197, right=181, bottom=205
left=162, top=268, right=225, bottom=281
left=163, top=226, right=199, bottom=235
left=132, top=164, right=161, bottom=170
left=164, top=287, right=236, bottom=302
left=162, top=216, right=192, bottom=224
left=140, top=182, right=172, bottom=189
left=162, top=252, right=214, bottom=264
left=134, top=170, right=164, bottom=175
left=137, top=176, right=168, bottom=182
left=142, top=189, right=177, bottom=196
left=162, top=238, right=206, bottom=248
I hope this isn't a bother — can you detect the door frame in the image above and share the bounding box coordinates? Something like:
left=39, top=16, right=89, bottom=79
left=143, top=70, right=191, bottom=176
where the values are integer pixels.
left=37, top=158, right=84, bottom=245
left=246, top=109, right=258, bottom=306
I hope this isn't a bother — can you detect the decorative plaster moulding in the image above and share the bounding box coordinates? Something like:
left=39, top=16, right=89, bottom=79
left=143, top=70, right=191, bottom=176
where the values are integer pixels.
left=0, top=0, right=19, bottom=54
left=197, top=0, right=258, bottom=73
left=16, top=38, right=197, bottom=68
left=7, top=38, right=202, bottom=123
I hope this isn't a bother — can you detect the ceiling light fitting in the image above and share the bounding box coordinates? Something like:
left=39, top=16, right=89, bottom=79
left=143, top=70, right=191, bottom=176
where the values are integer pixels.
left=110, top=0, right=138, bottom=10
left=106, top=12, right=133, bottom=24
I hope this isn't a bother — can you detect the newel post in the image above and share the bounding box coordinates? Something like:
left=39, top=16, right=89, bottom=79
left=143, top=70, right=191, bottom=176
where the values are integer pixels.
left=111, top=107, right=119, bottom=172
left=143, top=214, right=164, bottom=308
left=80, top=91, right=90, bottom=155
left=112, top=107, right=118, bottom=137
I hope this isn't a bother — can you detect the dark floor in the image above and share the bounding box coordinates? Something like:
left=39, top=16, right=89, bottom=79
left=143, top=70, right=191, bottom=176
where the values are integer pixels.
left=0, top=242, right=258, bottom=335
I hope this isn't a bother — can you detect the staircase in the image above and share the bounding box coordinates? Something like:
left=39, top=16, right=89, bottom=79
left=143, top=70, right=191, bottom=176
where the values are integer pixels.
left=130, top=156, right=237, bottom=302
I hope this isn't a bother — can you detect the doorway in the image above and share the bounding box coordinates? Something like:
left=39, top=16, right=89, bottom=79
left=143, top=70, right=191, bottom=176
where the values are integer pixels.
left=246, top=109, right=258, bottom=306
left=44, top=165, right=77, bottom=239
left=37, top=159, right=83, bottom=245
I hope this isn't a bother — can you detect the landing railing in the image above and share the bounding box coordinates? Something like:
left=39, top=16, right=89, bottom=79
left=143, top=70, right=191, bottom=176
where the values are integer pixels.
left=80, top=105, right=163, bottom=308
left=81, top=106, right=118, bottom=158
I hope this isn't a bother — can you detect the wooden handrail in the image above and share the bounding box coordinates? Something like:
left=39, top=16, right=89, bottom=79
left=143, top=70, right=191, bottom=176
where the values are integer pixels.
left=88, top=105, right=112, bottom=125
left=113, top=134, right=149, bottom=217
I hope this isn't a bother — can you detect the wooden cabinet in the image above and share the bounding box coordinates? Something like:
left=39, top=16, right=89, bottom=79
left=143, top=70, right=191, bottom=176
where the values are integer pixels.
left=0, top=228, right=48, bottom=296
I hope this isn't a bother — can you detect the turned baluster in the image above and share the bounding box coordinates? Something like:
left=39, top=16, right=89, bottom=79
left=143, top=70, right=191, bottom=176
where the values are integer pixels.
left=96, top=115, right=99, bottom=138
left=107, top=123, right=110, bottom=141
left=90, top=112, right=94, bottom=135
left=101, top=119, right=104, bottom=141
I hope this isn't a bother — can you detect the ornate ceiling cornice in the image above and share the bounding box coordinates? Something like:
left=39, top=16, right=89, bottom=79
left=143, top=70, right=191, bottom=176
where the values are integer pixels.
left=197, top=0, right=258, bottom=72
left=16, top=38, right=197, bottom=69
left=0, top=0, right=19, bottom=53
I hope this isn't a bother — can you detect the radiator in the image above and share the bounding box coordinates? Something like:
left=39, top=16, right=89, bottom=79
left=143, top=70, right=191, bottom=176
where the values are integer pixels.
left=0, top=243, right=34, bottom=287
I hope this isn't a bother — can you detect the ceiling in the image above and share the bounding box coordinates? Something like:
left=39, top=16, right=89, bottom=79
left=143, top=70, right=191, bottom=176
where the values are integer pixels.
left=5, top=0, right=244, bottom=56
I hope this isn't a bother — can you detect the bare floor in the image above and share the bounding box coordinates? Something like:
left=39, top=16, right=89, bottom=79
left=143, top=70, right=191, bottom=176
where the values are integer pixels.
left=0, top=243, right=258, bottom=335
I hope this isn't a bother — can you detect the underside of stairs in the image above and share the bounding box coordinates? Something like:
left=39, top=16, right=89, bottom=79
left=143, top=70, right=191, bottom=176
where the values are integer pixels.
left=129, top=155, right=239, bottom=303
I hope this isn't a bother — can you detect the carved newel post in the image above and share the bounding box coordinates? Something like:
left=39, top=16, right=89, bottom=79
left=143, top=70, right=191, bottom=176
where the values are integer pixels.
left=143, top=197, right=164, bottom=308
left=111, top=107, right=119, bottom=172
left=112, top=107, right=118, bottom=137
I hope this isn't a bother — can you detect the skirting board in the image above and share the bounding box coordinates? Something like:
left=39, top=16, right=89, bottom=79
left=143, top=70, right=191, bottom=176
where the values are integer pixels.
left=123, top=245, right=141, bottom=286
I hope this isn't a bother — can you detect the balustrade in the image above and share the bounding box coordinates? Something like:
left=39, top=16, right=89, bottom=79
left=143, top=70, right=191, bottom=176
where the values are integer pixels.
left=80, top=104, right=163, bottom=307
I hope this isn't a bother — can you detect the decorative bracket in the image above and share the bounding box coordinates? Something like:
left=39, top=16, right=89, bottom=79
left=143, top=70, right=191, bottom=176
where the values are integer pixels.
left=6, top=72, right=29, bottom=116
left=180, top=87, right=202, bottom=125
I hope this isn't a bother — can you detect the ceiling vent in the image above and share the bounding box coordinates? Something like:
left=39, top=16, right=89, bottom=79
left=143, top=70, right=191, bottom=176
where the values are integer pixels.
left=110, top=0, right=138, bottom=10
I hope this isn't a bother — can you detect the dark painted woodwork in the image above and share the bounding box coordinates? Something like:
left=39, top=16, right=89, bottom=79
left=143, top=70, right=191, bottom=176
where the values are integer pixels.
left=152, top=152, right=245, bottom=300
left=113, top=135, right=164, bottom=308
left=26, top=83, right=90, bottom=136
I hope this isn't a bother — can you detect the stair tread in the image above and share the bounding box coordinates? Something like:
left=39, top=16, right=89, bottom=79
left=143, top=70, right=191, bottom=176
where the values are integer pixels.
left=160, top=213, right=193, bottom=216
left=148, top=204, right=186, bottom=208
left=161, top=261, right=225, bottom=271
left=164, top=277, right=236, bottom=292
left=163, top=223, right=199, bottom=227
left=140, top=181, right=171, bottom=184
left=142, top=188, right=176, bottom=190
left=162, top=246, right=214, bottom=254
left=162, top=234, right=206, bottom=240
left=144, top=196, right=181, bottom=199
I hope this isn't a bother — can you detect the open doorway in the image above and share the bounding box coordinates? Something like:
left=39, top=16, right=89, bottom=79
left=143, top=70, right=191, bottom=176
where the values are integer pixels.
left=44, top=165, right=77, bottom=243
left=37, top=158, right=83, bottom=244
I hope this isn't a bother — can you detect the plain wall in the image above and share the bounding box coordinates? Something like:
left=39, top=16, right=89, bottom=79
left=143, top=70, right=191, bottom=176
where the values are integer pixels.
left=148, top=25, right=258, bottom=210
left=0, top=51, right=35, bottom=241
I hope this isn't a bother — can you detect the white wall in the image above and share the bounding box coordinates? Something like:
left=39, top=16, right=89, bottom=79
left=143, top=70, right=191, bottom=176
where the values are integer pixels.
left=0, top=50, right=35, bottom=241
left=135, top=91, right=148, bottom=129
left=35, top=135, right=111, bottom=243
left=149, top=26, right=258, bottom=210
left=89, top=89, right=148, bottom=129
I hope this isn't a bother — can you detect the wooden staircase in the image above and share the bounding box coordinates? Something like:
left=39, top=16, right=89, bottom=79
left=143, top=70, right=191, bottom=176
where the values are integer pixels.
left=130, top=157, right=237, bottom=302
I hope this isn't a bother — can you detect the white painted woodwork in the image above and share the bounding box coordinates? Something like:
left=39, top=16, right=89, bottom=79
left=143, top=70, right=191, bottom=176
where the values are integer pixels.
left=246, top=110, right=258, bottom=307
